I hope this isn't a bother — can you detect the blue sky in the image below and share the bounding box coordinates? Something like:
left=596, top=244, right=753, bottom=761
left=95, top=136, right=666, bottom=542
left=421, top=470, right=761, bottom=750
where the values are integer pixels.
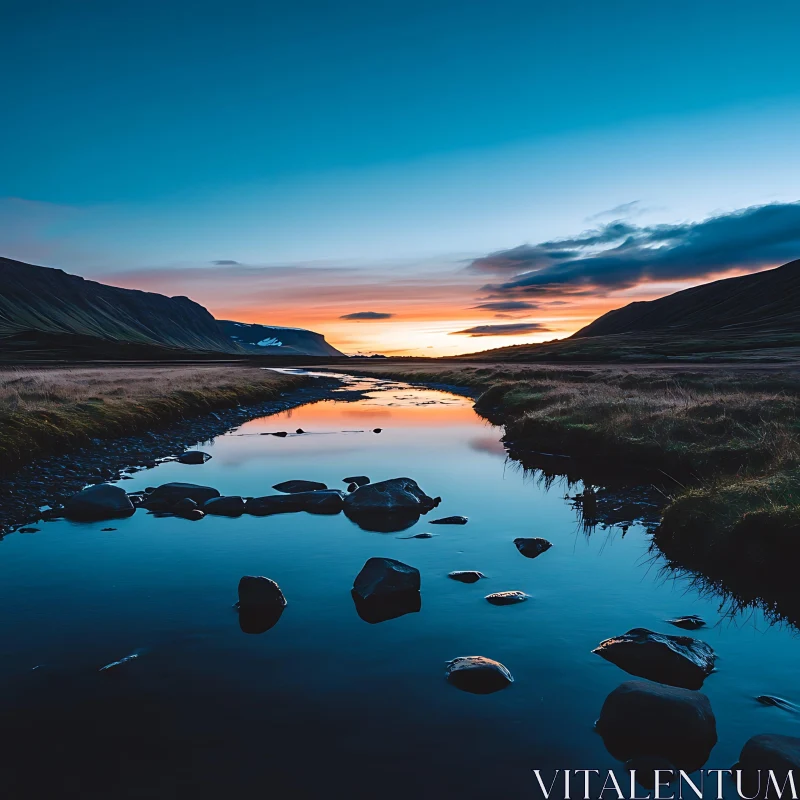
left=3, top=0, right=800, bottom=353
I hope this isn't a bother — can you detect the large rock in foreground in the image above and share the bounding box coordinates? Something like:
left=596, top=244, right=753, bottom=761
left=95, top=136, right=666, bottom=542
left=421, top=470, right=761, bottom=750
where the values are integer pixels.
left=593, top=628, right=716, bottom=689
left=445, top=656, right=514, bottom=694
left=64, top=484, right=135, bottom=522
left=737, top=734, right=800, bottom=797
left=596, top=680, right=717, bottom=772
left=245, top=490, right=345, bottom=516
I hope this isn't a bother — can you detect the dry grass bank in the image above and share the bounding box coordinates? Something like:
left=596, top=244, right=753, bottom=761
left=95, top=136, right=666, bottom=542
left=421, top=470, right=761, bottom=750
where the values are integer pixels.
left=0, top=365, right=310, bottom=471
left=344, top=362, right=800, bottom=575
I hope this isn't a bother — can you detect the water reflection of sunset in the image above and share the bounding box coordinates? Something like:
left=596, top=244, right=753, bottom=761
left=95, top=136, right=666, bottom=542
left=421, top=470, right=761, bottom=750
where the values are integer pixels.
left=239, top=391, right=478, bottom=433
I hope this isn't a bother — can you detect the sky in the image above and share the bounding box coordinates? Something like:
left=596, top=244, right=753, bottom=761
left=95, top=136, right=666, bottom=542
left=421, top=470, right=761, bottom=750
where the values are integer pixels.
left=3, top=0, right=800, bottom=355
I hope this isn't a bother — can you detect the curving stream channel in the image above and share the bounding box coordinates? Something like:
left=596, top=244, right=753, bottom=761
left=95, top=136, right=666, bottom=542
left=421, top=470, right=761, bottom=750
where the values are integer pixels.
left=0, top=372, right=798, bottom=798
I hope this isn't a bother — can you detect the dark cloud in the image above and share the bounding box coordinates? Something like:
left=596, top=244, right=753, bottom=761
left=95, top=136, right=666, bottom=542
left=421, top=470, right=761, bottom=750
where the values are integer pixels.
left=340, top=311, right=394, bottom=320
left=449, top=323, right=551, bottom=337
left=471, top=300, right=539, bottom=312
left=211, top=259, right=240, bottom=265
left=478, top=202, right=800, bottom=298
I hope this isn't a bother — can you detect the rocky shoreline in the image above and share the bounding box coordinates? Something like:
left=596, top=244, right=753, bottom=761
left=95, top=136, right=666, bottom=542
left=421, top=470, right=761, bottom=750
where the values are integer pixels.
left=0, top=376, right=360, bottom=537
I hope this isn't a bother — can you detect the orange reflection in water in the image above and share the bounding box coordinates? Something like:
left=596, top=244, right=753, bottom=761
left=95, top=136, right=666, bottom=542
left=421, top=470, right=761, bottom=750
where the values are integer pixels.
left=239, top=391, right=478, bottom=433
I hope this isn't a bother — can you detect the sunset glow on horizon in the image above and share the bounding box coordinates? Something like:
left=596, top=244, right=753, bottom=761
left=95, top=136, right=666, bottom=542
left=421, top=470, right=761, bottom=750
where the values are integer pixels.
left=4, top=3, right=800, bottom=356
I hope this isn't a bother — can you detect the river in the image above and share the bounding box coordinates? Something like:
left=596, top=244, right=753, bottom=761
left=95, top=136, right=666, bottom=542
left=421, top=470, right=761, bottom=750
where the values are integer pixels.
left=0, top=372, right=797, bottom=798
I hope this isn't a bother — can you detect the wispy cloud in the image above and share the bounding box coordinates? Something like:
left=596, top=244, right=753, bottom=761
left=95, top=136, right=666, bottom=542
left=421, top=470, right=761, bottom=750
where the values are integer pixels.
left=339, top=311, right=394, bottom=320
left=471, top=300, right=539, bottom=312
left=586, top=200, right=649, bottom=221
left=478, top=202, right=800, bottom=298
left=449, top=322, right=551, bottom=337
left=211, top=259, right=240, bottom=265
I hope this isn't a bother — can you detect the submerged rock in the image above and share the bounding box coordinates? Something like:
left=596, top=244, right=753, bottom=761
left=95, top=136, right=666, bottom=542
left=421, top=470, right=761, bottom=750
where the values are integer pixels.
left=430, top=516, right=468, bottom=525
left=445, top=656, right=513, bottom=694
left=245, top=490, right=345, bottom=516
left=397, top=532, right=436, bottom=539
left=593, top=628, right=717, bottom=690
left=145, top=483, right=220, bottom=508
left=203, top=496, right=245, bottom=517
left=177, top=451, right=211, bottom=465
left=513, top=537, right=553, bottom=559
left=63, top=484, right=135, bottom=522
left=99, top=651, right=140, bottom=673
left=596, top=680, right=717, bottom=772
left=666, top=615, right=706, bottom=630
left=485, top=590, right=529, bottom=606
left=353, top=557, right=420, bottom=601
left=448, top=570, right=486, bottom=583
left=756, top=695, right=799, bottom=713
left=272, top=479, right=328, bottom=494
left=342, top=475, right=370, bottom=487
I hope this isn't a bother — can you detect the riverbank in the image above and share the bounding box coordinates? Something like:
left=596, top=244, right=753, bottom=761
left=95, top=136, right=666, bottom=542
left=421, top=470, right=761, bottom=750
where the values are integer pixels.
left=0, top=366, right=355, bottom=535
left=337, top=363, right=800, bottom=598
left=0, top=365, right=313, bottom=473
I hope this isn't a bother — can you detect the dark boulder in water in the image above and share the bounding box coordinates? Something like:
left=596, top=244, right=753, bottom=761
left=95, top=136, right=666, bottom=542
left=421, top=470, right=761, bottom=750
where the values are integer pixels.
left=63, top=484, right=135, bottom=522
left=445, top=656, right=513, bottom=694
left=596, top=680, right=717, bottom=773
left=448, top=571, right=486, bottom=583
left=485, top=590, right=529, bottom=606
left=342, top=475, right=370, bottom=487
left=245, top=490, right=345, bottom=516
left=666, top=615, right=706, bottom=630
left=177, top=451, right=211, bottom=465
left=344, top=478, right=437, bottom=531
left=237, top=575, right=287, bottom=610
left=353, top=557, right=420, bottom=601
left=514, top=537, right=553, bottom=559
left=397, top=532, right=436, bottom=539
left=145, top=483, right=220, bottom=508
left=737, top=733, right=800, bottom=796
left=352, top=557, right=421, bottom=624
left=273, top=479, right=328, bottom=493
left=236, top=576, right=286, bottom=633
left=593, top=628, right=717, bottom=690
left=430, top=516, right=468, bottom=525
left=204, top=496, right=245, bottom=517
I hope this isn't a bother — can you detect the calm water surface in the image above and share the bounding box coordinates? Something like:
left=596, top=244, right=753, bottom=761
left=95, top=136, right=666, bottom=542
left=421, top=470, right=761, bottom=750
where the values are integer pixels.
left=1, top=374, right=798, bottom=798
